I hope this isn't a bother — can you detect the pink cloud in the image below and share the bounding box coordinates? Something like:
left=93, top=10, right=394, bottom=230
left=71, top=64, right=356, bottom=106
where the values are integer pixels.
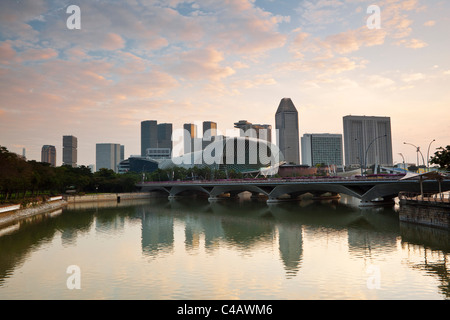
left=395, top=38, right=428, bottom=49
left=20, top=48, right=58, bottom=61
left=102, top=33, right=126, bottom=51
left=164, top=47, right=235, bottom=81
left=0, top=41, right=16, bottom=63
left=325, top=27, right=387, bottom=54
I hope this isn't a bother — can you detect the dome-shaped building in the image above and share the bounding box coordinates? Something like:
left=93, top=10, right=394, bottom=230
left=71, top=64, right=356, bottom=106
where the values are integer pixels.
left=159, top=136, right=284, bottom=174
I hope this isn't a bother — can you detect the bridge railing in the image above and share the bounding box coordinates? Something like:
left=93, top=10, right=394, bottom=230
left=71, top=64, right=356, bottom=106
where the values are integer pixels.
left=139, top=174, right=406, bottom=185
left=399, top=191, right=450, bottom=204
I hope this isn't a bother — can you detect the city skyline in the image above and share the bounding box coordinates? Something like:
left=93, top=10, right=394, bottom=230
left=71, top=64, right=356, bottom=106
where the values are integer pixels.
left=1, top=0, right=449, bottom=166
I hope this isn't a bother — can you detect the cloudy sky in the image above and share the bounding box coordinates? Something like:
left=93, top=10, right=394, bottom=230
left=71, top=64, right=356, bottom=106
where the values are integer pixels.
left=1, top=0, right=449, bottom=167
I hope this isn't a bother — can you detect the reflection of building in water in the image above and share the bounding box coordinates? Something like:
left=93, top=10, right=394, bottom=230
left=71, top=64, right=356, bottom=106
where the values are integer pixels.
left=184, top=216, right=205, bottom=251
left=277, top=225, right=303, bottom=277
left=95, top=215, right=126, bottom=235
left=141, top=212, right=174, bottom=257
left=221, top=217, right=274, bottom=250
left=184, top=214, right=225, bottom=252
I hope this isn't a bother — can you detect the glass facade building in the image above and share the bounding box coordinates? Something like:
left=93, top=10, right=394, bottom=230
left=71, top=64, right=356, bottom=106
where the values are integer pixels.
left=96, top=143, right=121, bottom=173
left=41, top=145, right=56, bottom=167
left=301, top=134, right=343, bottom=167
left=141, top=120, right=158, bottom=157
left=63, top=135, right=77, bottom=167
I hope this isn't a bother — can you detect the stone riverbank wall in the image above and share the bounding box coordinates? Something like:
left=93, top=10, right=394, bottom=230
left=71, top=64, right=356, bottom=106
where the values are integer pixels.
left=399, top=203, right=450, bottom=229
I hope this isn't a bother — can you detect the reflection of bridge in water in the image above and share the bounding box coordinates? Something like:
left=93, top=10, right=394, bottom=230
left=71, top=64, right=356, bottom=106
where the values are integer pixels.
left=138, top=198, right=401, bottom=279
left=137, top=177, right=450, bottom=206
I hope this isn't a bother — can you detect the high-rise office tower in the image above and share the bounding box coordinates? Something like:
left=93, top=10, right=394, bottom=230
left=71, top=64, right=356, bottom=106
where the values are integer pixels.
left=96, top=143, right=121, bottom=173
left=183, top=123, right=198, bottom=154
left=202, top=121, right=218, bottom=150
left=157, top=123, right=173, bottom=150
left=343, top=115, right=393, bottom=167
left=301, top=134, right=343, bottom=167
left=63, top=135, right=77, bottom=167
left=275, top=98, right=300, bottom=164
left=141, top=120, right=158, bottom=157
left=120, top=145, right=125, bottom=162
left=203, top=121, right=217, bottom=140
left=41, top=145, right=56, bottom=167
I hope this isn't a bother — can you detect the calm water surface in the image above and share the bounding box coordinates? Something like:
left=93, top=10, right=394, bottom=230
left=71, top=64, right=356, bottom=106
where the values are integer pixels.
left=0, top=195, right=449, bottom=300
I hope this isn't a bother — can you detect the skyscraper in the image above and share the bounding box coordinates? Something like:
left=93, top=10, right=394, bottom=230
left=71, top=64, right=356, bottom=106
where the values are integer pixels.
left=275, top=98, right=300, bottom=164
left=96, top=143, right=121, bottom=173
left=63, top=135, right=77, bottom=167
left=343, top=115, right=393, bottom=167
left=120, top=145, right=125, bottom=162
left=141, top=120, right=158, bottom=157
left=301, top=134, right=343, bottom=167
left=203, top=121, right=217, bottom=141
left=41, top=145, right=56, bottom=167
left=157, top=123, right=173, bottom=150
left=202, top=121, right=218, bottom=150
left=183, top=123, right=198, bottom=154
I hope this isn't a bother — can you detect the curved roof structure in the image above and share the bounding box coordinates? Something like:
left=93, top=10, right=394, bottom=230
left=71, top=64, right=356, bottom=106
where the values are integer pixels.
left=159, top=136, right=283, bottom=173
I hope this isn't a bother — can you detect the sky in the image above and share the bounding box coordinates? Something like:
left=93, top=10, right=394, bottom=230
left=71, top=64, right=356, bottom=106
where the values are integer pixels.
left=1, top=0, right=449, bottom=167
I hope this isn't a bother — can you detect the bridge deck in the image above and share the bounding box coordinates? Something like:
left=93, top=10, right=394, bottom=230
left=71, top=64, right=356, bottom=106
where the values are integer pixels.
left=136, top=177, right=450, bottom=206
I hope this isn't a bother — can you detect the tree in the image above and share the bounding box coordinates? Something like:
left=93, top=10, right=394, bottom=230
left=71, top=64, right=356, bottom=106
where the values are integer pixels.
left=430, top=145, right=450, bottom=171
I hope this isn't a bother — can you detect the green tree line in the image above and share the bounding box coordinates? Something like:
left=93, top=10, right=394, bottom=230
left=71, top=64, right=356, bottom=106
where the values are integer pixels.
left=430, top=145, right=450, bottom=171
left=0, top=146, right=141, bottom=203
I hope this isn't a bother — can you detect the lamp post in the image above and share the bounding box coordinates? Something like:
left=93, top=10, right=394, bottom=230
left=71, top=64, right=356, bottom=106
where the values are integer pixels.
left=398, top=153, right=405, bottom=171
left=364, top=135, right=387, bottom=175
left=427, top=139, right=435, bottom=169
left=403, top=142, right=425, bottom=167
left=355, top=138, right=364, bottom=176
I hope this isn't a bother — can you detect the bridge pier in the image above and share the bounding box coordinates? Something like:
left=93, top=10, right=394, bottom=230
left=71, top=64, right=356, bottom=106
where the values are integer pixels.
left=208, top=195, right=228, bottom=202
left=359, top=198, right=395, bottom=207
left=266, top=195, right=300, bottom=204
left=168, top=194, right=193, bottom=200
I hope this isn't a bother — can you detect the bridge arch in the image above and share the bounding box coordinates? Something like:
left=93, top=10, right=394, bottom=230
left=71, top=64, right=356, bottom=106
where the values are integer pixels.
left=268, top=184, right=364, bottom=201
left=169, top=185, right=211, bottom=197
left=209, top=185, right=271, bottom=198
left=360, top=181, right=447, bottom=202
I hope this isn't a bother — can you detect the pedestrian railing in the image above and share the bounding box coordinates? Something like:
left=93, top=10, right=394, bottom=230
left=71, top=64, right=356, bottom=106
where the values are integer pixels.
left=399, top=191, right=450, bottom=204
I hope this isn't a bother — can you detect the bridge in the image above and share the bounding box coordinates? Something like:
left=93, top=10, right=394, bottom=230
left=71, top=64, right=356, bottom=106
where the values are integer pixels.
left=136, top=174, right=450, bottom=206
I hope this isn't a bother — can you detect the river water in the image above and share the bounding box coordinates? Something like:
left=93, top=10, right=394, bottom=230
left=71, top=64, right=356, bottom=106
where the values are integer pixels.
left=0, top=194, right=449, bottom=300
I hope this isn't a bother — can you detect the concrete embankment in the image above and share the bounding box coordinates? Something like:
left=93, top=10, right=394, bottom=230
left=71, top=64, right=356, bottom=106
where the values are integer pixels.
left=0, top=199, right=67, bottom=228
left=65, top=192, right=158, bottom=203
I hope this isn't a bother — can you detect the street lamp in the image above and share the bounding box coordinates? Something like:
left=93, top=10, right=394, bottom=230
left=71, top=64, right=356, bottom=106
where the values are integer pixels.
left=403, top=142, right=425, bottom=167
left=364, top=135, right=387, bottom=175
left=355, top=138, right=364, bottom=175
left=398, top=153, right=405, bottom=171
left=427, top=139, right=435, bottom=169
